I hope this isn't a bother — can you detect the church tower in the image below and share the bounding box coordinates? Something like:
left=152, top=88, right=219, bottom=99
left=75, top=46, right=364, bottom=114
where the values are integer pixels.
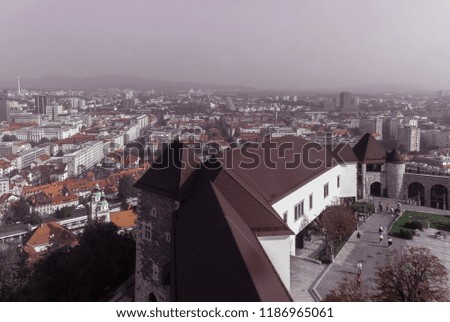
left=89, top=184, right=110, bottom=223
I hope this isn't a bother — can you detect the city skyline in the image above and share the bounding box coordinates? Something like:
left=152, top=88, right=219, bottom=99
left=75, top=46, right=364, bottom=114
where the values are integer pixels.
left=1, top=0, right=450, bottom=90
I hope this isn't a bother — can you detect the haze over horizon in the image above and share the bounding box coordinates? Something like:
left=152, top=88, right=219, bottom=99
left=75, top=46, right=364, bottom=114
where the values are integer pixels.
left=1, top=0, right=450, bottom=91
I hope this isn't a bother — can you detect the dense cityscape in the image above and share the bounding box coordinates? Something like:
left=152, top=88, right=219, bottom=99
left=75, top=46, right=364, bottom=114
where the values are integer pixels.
left=1, top=1, right=450, bottom=309
left=1, top=81, right=450, bottom=301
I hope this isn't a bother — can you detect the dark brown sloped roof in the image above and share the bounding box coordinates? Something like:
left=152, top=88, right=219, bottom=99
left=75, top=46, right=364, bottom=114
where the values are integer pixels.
left=386, top=148, right=404, bottom=164
left=213, top=169, right=293, bottom=237
left=133, top=140, right=201, bottom=200
left=352, top=133, right=386, bottom=164
left=173, top=171, right=292, bottom=302
left=219, top=135, right=339, bottom=203
left=326, top=143, right=358, bottom=163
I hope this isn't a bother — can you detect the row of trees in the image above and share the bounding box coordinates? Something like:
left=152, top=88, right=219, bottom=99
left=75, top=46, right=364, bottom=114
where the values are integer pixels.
left=0, top=223, right=136, bottom=301
left=325, top=246, right=449, bottom=302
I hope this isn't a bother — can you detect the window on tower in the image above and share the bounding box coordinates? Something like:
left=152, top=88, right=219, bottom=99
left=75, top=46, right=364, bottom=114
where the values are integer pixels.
left=143, top=224, right=152, bottom=241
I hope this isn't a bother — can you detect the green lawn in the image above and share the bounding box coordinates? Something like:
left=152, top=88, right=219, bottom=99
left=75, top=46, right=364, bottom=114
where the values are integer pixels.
left=390, top=210, right=450, bottom=235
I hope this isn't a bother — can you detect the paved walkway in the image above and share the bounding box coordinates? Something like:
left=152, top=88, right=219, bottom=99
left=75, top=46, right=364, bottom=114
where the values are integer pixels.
left=290, top=256, right=323, bottom=301
left=314, top=200, right=450, bottom=300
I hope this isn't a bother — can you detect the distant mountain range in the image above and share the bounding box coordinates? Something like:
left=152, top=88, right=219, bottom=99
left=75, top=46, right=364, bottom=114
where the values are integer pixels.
left=0, top=75, right=256, bottom=92
left=0, top=75, right=438, bottom=94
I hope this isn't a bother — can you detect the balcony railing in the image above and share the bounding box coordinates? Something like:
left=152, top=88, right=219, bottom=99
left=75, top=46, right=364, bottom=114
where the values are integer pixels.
left=405, top=167, right=450, bottom=177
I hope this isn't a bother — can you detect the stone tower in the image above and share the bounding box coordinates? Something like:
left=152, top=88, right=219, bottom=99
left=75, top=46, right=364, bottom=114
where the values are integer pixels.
left=133, top=141, right=201, bottom=302
left=386, top=148, right=405, bottom=199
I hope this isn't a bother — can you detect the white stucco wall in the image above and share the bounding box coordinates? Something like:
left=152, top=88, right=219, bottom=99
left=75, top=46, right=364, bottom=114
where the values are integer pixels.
left=258, top=235, right=291, bottom=291
left=271, top=163, right=357, bottom=254
left=339, top=163, right=357, bottom=198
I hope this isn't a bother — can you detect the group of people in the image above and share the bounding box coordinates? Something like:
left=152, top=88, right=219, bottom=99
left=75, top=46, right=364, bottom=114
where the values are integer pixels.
left=378, top=201, right=402, bottom=215
left=354, top=225, right=393, bottom=287
left=356, top=225, right=393, bottom=247
left=378, top=225, right=393, bottom=247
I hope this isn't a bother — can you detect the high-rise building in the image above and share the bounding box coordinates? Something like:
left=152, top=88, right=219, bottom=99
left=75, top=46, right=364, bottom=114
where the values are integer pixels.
left=45, top=105, right=63, bottom=121
left=339, top=91, right=353, bottom=110
left=63, top=141, right=104, bottom=177
left=360, top=117, right=383, bottom=139
left=121, top=98, right=135, bottom=110
left=389, top=118, right=403, bottom=140
left=399, top=126, right=420, bottom=152
left=0, top=90, right=11, bottom=123
left=35, top=95, right=48, bottom=114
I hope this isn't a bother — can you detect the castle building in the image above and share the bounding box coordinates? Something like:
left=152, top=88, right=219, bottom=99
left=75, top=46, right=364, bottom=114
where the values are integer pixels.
left=355, top=133, right=449, bottom=210
left=134, top=136, right=357, bottom=302
left=133, top=133, right=450, bottom=302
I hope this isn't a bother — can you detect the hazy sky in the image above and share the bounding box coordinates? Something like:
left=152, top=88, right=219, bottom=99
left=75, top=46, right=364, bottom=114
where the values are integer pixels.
left=1, top=0, right=450, bottom=89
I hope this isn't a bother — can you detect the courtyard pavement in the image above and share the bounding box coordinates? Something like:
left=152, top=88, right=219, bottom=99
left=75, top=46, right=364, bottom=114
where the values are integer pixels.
left=312, top=199, right=450, bottom=300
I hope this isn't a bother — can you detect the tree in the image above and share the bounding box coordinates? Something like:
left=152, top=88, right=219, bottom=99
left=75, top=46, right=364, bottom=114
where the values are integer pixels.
left=351, top=202, right=374, bottom=214
left=29, top=212, right=42, bottom=225
left=118, top=174, right=138, bottom=201
left=317, top=205, right=357, bottom=244
left=9, top=198, right=31, bottom=223
left=324, top=275, right=372, bottom=302
left=373, top=247, right=449, bottom=302
left=54, top=206, right=75, bottom=219
left=0, top=246, right=28, bottom=301
left=25, top=222, right=135, bottom=301
left=1, top=134, right=18, bottom=142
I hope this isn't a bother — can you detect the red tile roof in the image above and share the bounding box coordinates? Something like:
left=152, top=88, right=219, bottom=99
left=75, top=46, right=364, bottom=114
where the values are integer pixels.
left=110, top=210, right=136, bottom=229
left=23, top=222, right=78, bottom=258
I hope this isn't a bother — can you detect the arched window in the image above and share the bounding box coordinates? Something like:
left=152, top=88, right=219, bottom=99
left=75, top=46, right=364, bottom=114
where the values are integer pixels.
left=408, top=182, right=425, bottom=206
left=431, top=184, right=448, bottom=210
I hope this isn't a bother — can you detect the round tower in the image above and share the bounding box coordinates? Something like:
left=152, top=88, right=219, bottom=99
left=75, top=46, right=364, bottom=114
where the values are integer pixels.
left=386, top=148, right=405, bottom=199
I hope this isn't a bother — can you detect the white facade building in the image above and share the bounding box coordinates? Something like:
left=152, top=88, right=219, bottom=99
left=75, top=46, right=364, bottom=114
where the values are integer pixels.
left=63, top=141, right=104, bottom=177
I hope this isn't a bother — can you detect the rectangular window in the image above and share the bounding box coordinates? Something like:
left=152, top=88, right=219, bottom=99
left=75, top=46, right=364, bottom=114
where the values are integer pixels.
left=294, top=201, right=304, bottom=220
left=309, top=193, right=313, bottom=209
left=283, top=211, right=288, bottom=223
left=324, top=183, right=329, bottom=198
left=337, top=175, right=340, bottom=188
left=143, top=224, right=152, bottom=241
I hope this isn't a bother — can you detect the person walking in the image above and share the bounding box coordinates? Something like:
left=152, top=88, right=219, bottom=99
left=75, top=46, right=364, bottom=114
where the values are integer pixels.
left=388, top=237, right=393, bottom=248
left=379, top=233, right=384, bottom=245
left=356, top=231, right=361, bottom=243
left=378, top=225, right=384, bottom=234
left=357, top=261, right=362, bottom=275
left=356, top=274, right=362, bottom=287
left=378, top=201, right=383, bottom=213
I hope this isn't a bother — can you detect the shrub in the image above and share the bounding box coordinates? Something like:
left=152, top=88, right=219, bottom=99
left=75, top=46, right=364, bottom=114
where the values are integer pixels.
left=399, top=229, right=414, bottom=240
left=404, top=221, right=424, bottom=231
left=351, top=202, right=374, bottom=214
left=320, top=256, right=332, bottom=265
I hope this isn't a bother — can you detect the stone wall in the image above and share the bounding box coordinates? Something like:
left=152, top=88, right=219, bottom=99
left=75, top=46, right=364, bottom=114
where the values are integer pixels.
left=135, top=189, right=178, bottom=302
left=403, top=173, right=450, bottom=208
